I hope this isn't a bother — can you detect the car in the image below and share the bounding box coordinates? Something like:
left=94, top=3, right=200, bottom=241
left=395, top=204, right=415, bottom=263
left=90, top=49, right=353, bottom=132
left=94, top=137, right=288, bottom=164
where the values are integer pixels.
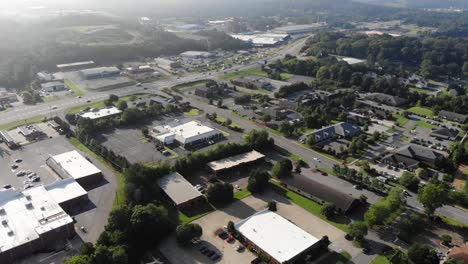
left=86, top=99, right=91, bottom=103
left=16, top=171, right=26, bottom=177
left=320, top=171, right=328, bottom=176
left=353, top=185, right=362, bottom=190
left=234, top=185, right=241, bottom=190
left=201, top=248, right=210, bottom=254
left=31, top=176, right=40, bottom=182
left=136, top=83, right=142, bottom=87
left=226, top=236, right=235, bottom=243
left=251, top=258, right=262, bottom=264
left=198, top=246, right=207, bottom=252
left=11, top=164, right=18, bottom=170
left=211, top=254, right=220, bottom=261
left=235, top=245, right=245, bottom=252
left=345, top=234, right=353, bottom=240
left=51, top=106, right=58, bottom=109
left=3, top=185, right=12, bottom=189
left=206, top=251, right=215, bottom=257
left=15, top=159, right=22, bottom=163
left=77, top=96, right=82, bottom=99
left=313, top=157, right=320, bottom=161
left=27, top=173, right=37, bottom=178
left=218, top=231, right=229, bottom=240
left=362, top=248, right=370, bottom=254
left=24, top=184, right=34, bottom=189
left=80, top=226, right=87, bottom=233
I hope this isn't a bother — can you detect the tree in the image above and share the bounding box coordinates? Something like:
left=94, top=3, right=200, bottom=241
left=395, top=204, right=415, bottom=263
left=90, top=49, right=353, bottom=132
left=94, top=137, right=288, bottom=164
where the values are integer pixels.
left=65, top=255, right=90, bottom=264
left=117, top=100, right=128, bottom=111
left=141, top=128, right=149, bottom=137
left=268, top=200, right=277, bottom=211
left=271, top=159, right=293, bottom=178
left=109, top=94, right=119, bottom=103
left=321, top=202, right=336, bottom=219
left=415, top=168, right=428, bottom=179
left=227, top=221, right=235, bottom=233
left=121, top=108, right=144, bottom=124
left=247, top=169, right=270, bottom=193
left=348, top=221, right=368, bottom=241
left=417, top=183, right=448, bottom=216
left=176, top=224, right=203, bottom=246
left=407, top=244, right=439, bottom=264
left=306, top=136, right=315, bottom=146
left=206, top=182, right=233, bottom=206
left=244, top=130, right=274, bottom=151
left=22, top=91, right=34, bottom=104
left=79, top=242, right=95, bottom=256
left=130, top=203, right=174, bottom=248
left=261, top=114, right=272, bottom=123
left=399, top=172, right=420, bottom=191
left=441, top=234, right=452, bottom=246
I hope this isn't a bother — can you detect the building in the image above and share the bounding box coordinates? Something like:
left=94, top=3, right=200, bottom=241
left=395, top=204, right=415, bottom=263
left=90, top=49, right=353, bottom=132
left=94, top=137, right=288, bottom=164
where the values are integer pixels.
left=438, top=110, right=468, bottom=124
left=151, top=120, right=222, bottom=148
left=272, top=22, right=327, bottom=35
left=194, top=83, right=224, bottom=99
left=300, top=122, right=361, bottom=144
left=0, top=130, right=17, bottom=149
left=154, top=58, right=182, bottom=71
left=41, top=81, right=66, bottom=92
left=231, top=33, right=289, bottom=47
left=264, top=106, right=289, bottom=121
left=364, top=93, right=407, bottom=107
left=79, top=106, right=123, bottom=120
left=180, top=51, right=214, bottom=59
left=126, top=65, right=154, bottom=74
left=80, top=67, right=121, bottom=80
left=157, top=172, right=204, bottom=209
left=338, top=57, right=366, bottom=65
left=44, top=178, right=88, bottom=213
left=0, top=187, right=75, bottom=263
left=281, top=174, right=358, bottom=213
left=430, top=127, right=459, bottom=141
left=235, top=210, right=323, bottom=264
left=57, top=61, right=96, bottom=72
left=18, top=125, right=44, bottom=141
left=231, top=76, right=273, bottom=90
left=381, top=144, right=443, bottom=171
left=132, top=97, right=167, bottom=108
left=46, top=150, right=103, bottom=187
left=207, top=150, right=265, bottom=175
left=447, top=244, right=468, bottom=263
left=0, top=88, right=18, bottom=105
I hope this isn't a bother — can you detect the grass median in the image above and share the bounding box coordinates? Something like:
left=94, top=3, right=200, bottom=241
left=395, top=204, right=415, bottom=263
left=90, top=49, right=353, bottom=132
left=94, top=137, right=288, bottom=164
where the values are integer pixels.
left=0, top=115, right=48, bottom=131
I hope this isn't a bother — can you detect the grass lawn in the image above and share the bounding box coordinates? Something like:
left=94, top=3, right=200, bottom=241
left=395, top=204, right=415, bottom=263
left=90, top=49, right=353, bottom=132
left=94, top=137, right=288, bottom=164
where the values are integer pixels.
left=184, top=108, right=201, bottom=116
left=64, top=79, right=84, bottom=95
left=164, top=146, right=179, bottom=159
left=68, top=137, right=126, bottom=207
left=172, top=80, right=210, bottom=92
left=370, top=256, right=391, bottom=264
left=413, top=120, right=437, bottom=129
left=280, top=72, right=294, bottom=80
left=234, top=85, right=272, bottom=95
left=406, top=106, right=434, bottom=117
left=220, top=67, right=268, bottom=80
left=178, top=210, right=211, bottom=225
left=409, top=87, right=430, bottom=94
left=65, top=94, right=147, bottom=114
left=438, top=214, right=468, bottom=228
left=270, top=180, right=350, bottom=233
left=317, top=167, right=334, bottom=176
left=392, top=113, right=409, bottom=126
left=215, top=116, right=242, bottom=130
left=215, top=116, right=227, bottom=123
left=233, top=190, right=252, bottom=200
left=273, top=145, right=304, bottom=163
left=0, top=115, right=48, bottom=131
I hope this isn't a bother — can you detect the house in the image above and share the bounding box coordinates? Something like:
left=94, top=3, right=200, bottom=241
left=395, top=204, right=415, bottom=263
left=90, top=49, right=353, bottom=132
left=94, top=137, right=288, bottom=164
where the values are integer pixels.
left=281, top=174, right=359, bottom=213
left=447, top=244, right=468, bottom=264
left=365, top=93, right=407, bottom=106
left=300, top=122, right=361, bottom=144
left=41, top=81, right=66, bottom=92
left=278, top=98, right=295, bottom=109
left=347, top=112, right=370, bottom=126
left=194, top=83, right=224, bottom=98
left=430, top=127, right=459, bottom=141
left=207, top=150, right=265, bottom=176
left=438, top=110, right=468, bottom=124
left=157, top=172, right=204, bottom=209
left=381, top=144, right=443, bottom=171
left=354, top=101, right=393, bottom=119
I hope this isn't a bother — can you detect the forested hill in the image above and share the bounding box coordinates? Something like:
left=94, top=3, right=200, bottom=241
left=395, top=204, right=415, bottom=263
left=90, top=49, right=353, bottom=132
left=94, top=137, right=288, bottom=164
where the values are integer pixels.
left=353, top=0, right=468, bottom=9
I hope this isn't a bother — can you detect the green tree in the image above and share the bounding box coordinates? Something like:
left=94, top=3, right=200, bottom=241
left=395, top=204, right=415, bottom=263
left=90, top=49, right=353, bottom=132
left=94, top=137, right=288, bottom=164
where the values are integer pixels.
left=247, top=169, right=270, bottom=193
left=244, top=130, right=274, bottom=151
left=176, top=223, right=203, bottom=246
left=407, top=244, right=439, bottom=264
left=79, top=242, right=95, bottom=256
left=227, top=221, right=235, bottom=233
left=206, top=182, right=233, bottom=206
left=348, top=221, right=368, bottom=241
left=121, top=108, right=144, bottom=124
left=261, top=114, right=272, bottom=123
left=268, top=200, right=277, bottom=211
left=65, top=255, right=90, bottom=264
left=109, top=94, right=119, bottom=103
left=306, top=136, right=316, bottom=146
left=400, top=172, right=420, bottom=191
left=415, top=168, right=428, bottom=179
left=321, top=202, right=336, bottom=219
left=440, top=234, right=452, bottom=246
left=117, top=100, right=128, bottom=111
left=417, top=183, right=448, bottom=216
left=271, top=159, right=293, bottom=178
left=22, top=91, right=35, bottom=104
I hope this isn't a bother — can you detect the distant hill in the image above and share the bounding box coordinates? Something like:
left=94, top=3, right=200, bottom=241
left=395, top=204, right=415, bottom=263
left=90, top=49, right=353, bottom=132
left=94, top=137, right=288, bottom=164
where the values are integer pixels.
left=353, top=0, right=468, bottom=9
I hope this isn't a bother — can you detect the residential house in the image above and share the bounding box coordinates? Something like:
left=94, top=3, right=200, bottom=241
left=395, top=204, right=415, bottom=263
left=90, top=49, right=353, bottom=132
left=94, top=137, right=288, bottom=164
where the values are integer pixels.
left=438, top=110, right=468, bottom=124
left=365, top=93, right=407, bottom=106
left=300, top=122, right=361, bottom=144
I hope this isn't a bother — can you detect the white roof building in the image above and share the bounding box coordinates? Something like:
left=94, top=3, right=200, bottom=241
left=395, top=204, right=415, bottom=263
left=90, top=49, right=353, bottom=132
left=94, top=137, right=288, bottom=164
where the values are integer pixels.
left=0, top=186, right=74, bottom=255
left=79, top=106, right=122, bottom=120
left=48, top=150, right=102, bottom=182
left=180, top=51, right=214, bottom=59
left=231, top=33, right=289, bottom=46
left=45, top=178, right=88, bottom=206
left=152, top=120, right=221, bottom=146
left=235, top=210, right=320, bottom=263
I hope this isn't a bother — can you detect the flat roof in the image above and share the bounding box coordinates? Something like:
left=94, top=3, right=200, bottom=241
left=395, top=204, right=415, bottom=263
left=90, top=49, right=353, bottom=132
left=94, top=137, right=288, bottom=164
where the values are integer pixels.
left=231, top=33, right=288, bottom=46
left=41, top=81, right=64, bottom=88
left=180, top=51, right=213, bottom=57
left=57, top=61, right=95, bottom=68
left=80, top=66, right=120, bottom=76
left=45, top=178, right=88, bottom=205
left=273, top=23, right=327, bottom=32
left=155, top=120, right=220, bottom=144
left=207, top=150, right=265, bottom=172
left=80, top=106, right=122, bottom=120
left=235, top=210, right=319, bottom=263
left=50, top=150, right=101, bottom=180
left=157, top=172, right=202, bottom=205
left=0, top=186, right=73, bottom=252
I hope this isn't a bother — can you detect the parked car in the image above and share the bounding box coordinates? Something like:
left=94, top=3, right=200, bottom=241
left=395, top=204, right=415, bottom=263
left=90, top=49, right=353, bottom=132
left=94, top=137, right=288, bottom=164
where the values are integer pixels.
left=235, top=245, right=245, bottom=252
left=11, top=164, right=18, bottom=169
left=226, top=236, right=235, bottom=243
left=206, top=251, right=216, bottom=258
left=16, top=171, right=26, bottom=177
left=218, top=231, right=229, bottom=240
left=3, top=185, right=12, bottom=189
left=15, top=159, right=22, bottom=163
left=211, top=254, right=220, bottom=261
left=251, top=258, right=262, bottom=264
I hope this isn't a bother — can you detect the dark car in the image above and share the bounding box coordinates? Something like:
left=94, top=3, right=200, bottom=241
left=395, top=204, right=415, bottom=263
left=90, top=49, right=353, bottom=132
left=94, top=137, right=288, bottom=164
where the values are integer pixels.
left=362, top=248, right=370, bottom=254
left=207, top=251, right=216, bottom=258
left=201, top=248, right=210, bottom=255
left=211, top=254, right=220, bottom=261
left=218, top=231, right=229, bottom=240
left=251, top=258, right=262, bottom=264
left=198, top=246, right=207, bottom=252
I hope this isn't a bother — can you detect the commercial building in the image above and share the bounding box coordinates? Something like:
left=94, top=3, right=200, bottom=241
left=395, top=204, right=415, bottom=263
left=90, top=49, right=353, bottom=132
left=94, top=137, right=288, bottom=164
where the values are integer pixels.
left=126, top=65, right=154, bottom=74
left=157, top=172, right=204, bottom=209
left=57, top=61, right=96, bottom=72
left=231, top=33, right=289, bottom=47
left=230, top=76, right=273, bottom=90
left=235, top=210, right=322, bottom=264
left=272, top=22, right=327, bottom=35
left=41, top=81, right=66, bottom=92
left=46, top=150, right=103, bottom=187
left=80, top=67, right=121, bottom=80
left=207, top=150, right=265, bottom=175
left=381, top=144, right=443, bottom=171
left=281, top=174, right=358, bottom=213
left=180, top=51, right=214, bottom=59
left=0, top=187, right=75, bottom=263
left=18, top=125, right=44, bottom=141
left=438, top=110, right=468, bottom=124
left=300, top=122, right=361, bottom=144
left=0, top=130, right=17, bottom=149
left=45, top=178, right=88, bottom=213
left=151, top=120, right=222, bottom=148
left=0, top=88, right=18, bottom=105
left=154, top=58, right=182, bottom=71
left=79, top=106, right=123, bottom=120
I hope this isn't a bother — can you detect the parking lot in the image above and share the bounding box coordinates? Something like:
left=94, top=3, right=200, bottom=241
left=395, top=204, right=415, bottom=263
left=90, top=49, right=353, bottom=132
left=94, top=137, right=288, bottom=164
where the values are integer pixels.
left=159, top=189, right=360, bottom=264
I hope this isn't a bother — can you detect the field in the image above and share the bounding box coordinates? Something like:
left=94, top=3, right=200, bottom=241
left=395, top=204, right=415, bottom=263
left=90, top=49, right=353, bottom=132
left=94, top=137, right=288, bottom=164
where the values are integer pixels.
left=64, top=79, right=84, bottom=95
left=409, top=87, right=430, bottom=94
left=406, top=106, right=434, bottom=117
left=414, top=120, right=437, bottom=129
left=220, top=67, right=268, bottom=80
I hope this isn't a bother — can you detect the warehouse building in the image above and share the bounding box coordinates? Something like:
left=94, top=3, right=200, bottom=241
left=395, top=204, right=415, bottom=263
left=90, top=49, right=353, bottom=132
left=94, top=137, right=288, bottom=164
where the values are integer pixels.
left=57, top=61, right=96, bottom=72
left=79, top=67, right=121, bottom=80
left=46, top=150, right=103, bottom=187
left=207, top=150, right=265, bottom=175
left=154, top=58, right=182, bottom=71
left=180, top=51, right=214, bottom=59
left=0, top=187, right=75, bottom=263
left=0, top=130, right=17, bottom=149
left=151, top=120, right=222, bottom=148
left=79, top=106, right=123, bottom=120
left=235, top=210, right=323, bottom=264
left=18, top=125, right=45, bottom=141
left=231, top=33, right=289, bottom=47
left=41, top=81, right=66, bottom=92
left=157, top=172, right=204, bottom=209
left=45, top=178, right=88, bottom=213
left=272, top=22, right=327, bottom=35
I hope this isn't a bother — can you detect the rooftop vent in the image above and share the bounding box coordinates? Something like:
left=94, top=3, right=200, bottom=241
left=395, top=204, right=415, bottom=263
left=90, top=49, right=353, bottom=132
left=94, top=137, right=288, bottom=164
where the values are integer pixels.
left=0, top=207, right=5, bottom=215
left=25, top=202, right=33, bottom=209
left=7, top=230, right=14, bottom=236
left=1, top=219, right=7, bottom=226
left=25, top=195, right=32, bottom=201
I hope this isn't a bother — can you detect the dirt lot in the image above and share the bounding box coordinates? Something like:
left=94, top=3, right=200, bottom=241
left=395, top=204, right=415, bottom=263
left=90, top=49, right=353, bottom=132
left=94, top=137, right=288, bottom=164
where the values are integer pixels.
left=159, top=189, right=360, bottom=264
